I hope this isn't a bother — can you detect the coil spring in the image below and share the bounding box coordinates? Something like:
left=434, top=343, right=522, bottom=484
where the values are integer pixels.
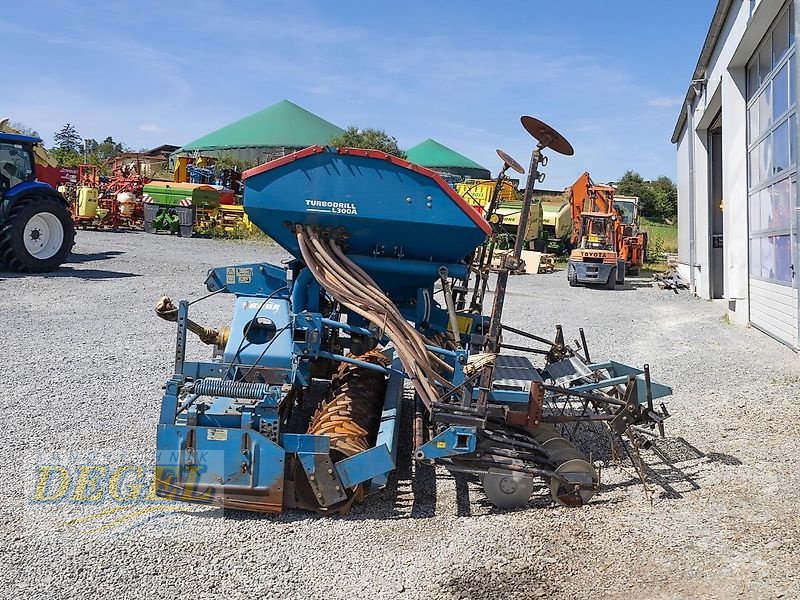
left=192, top=378, right=271, bottom=400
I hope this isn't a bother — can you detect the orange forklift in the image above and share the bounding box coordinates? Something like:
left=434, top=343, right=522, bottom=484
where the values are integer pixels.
left=566, top=172, right=647, bottom=289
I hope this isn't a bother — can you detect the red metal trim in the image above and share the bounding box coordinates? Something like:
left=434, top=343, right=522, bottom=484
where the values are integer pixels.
left=242, top=145, right=491, bottom=236
left=242, top=145, right=326, bottom=180
left=336, top=147, right=492, bottom=235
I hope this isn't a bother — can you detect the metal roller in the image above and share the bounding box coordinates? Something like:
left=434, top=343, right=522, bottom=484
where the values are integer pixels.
left=296, top=350, right=389, bottom=513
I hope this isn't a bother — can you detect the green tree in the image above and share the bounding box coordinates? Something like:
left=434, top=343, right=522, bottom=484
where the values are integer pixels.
left=50, top=148, right=82, bottom=167
left=54, top=123, right=82, bottom=153
left=651, top=175, right=678, bottom=222
left=82, top=136, right=125, bottom=161
left=329, top=126, right=406, bottom=159
left=616, top=171, right=678, bottom=222
left=617, top=170, right=657, bottom=220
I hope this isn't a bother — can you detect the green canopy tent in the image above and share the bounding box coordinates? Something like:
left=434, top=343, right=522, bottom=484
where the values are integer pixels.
left=405, top=138, right=490, bottom=180
left=173, top=100, right=345, bottom=165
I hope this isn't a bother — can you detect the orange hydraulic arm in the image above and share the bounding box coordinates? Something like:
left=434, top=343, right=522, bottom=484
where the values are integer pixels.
left=566, top=172, right=616, bottom=245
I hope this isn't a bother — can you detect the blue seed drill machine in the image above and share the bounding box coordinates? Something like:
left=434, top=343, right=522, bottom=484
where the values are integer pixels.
left=153, top=117, right=672, bottom=514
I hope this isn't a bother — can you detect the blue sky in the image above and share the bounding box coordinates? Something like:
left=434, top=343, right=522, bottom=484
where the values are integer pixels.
left=3, top=0, right=715, bottom=187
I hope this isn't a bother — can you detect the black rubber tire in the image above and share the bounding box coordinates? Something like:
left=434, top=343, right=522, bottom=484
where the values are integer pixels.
left=567, top=266, right=578, bottom=287
left=0, top=195, right=75, bottom=273
left=605, top=268, right=617, bottom=290
left=627, top=265, right=640, bottom=276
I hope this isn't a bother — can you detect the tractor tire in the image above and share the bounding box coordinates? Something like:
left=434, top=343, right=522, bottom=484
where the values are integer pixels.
left=0, top=195, right=75, bottom=273
left=605, top=268, right=617, bottom=290
left=567, top=266, right=578, bottom=287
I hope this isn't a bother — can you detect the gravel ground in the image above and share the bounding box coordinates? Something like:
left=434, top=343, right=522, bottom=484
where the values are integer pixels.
left=2, top=230, right=799, bottom=600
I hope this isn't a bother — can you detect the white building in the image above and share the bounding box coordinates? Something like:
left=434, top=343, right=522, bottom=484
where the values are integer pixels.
left=674, top=0, right=798, bottom=349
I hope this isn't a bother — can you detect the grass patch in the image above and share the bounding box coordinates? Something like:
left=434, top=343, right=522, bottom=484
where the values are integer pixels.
left=641, top=218, right=678, bottom=254
left=195, top=221, right=274, bottom=243
left=641, top=264, right=670, bottom=275
left=640, top=217, right=677, bottom=267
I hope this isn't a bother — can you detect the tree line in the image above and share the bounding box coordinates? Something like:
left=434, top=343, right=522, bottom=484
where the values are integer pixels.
left=327, top=128, right=679, bottom=223
left=49, top=123, right=130, bottom=172
left=14, top=121, right=678, bottom=221
left=615, top=170, right=677, bottom=223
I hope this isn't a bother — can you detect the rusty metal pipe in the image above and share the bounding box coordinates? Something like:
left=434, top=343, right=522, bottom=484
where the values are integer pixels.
left=154, top=296, right=229, bottom=346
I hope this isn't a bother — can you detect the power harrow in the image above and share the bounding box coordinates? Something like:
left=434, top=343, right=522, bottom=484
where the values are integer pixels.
left=153, top=117, right=671, bottom=514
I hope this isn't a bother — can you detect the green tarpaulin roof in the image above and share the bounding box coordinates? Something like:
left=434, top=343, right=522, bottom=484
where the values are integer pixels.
left=405, top=138, right=487, bottom=170
left=179, top=100, right=345, bottom=151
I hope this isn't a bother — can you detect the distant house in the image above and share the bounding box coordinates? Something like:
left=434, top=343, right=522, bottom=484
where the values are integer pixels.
left=116, top=144, right=179, bottom=176
left=673, top=0, right=798, bottom=349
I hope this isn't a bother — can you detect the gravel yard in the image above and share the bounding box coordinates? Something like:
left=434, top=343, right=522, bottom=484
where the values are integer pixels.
left=2, top=230, right=799, bottom=600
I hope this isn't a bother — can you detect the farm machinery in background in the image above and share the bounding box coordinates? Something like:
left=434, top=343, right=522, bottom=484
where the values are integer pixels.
left=152, top=116, right=671, bottom=515
left=454, top=177, right=542, bottom=250
left=0, top=120, right=74, bottom=272
left=454, top=169, right=550, bottom=275
left=566, top=172, right=647, bottom=289
left=69, top=159, right=151, bottom=230
left=140, top=156, right=252, bottom=237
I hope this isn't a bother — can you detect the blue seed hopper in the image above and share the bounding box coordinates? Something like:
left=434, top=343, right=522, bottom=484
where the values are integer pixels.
left=243, top=146, right=491, bottom=301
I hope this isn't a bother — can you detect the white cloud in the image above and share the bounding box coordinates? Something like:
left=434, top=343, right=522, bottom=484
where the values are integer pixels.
left=648, top=96, right=684, bottom=108
left=138, top=123, right=163, bottom=133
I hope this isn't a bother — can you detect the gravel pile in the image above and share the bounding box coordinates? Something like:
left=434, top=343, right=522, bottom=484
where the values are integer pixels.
left=2, top=230, right=799, bottom=599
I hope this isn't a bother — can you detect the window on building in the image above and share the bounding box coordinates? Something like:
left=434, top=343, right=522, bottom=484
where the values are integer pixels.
left=746, top=2, right=796, bottom=287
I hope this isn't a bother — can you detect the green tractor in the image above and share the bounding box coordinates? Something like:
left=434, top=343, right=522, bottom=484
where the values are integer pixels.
left=0, top=132, right=75, bottom=272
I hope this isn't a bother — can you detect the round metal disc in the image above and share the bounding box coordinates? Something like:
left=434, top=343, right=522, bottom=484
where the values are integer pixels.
left=549, top=459, right=599, bottom=507
left=481, top=468, right=535, bottom=509
left=531, top=425, right=562, bottom=443
left=547, top=447, right=587, bottom=466
left=496, top=148, right=525, bottom=174
left=541, top=436, right=575, bottom=452
left=520, top=116, right=575, bottom=156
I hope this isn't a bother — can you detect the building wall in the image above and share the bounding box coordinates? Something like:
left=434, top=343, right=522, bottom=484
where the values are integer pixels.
left=676, top=130, right=691, bottom=266
left=676, top=0, right=790, bottom=330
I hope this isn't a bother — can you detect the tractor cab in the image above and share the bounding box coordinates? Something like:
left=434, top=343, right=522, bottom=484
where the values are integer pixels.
left=0, top=131, right=75, bottom=273
left=0, top=133, right=37, bottom=192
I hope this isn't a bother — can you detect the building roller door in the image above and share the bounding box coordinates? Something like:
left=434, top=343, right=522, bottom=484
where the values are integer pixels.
left=745, top=4, right=799, bottom=348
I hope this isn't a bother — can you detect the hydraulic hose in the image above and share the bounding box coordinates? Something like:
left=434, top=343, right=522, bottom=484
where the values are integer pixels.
left=295, top=226, right=451, bottom=408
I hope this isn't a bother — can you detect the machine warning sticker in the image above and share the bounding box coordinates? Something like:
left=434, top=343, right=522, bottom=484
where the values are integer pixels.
left=236, top=268, right=253, bottom=284
left=304, top=199, right=358, bottom=215
left=226, top=267, right=253, bottom=284
left=436, top=441, right=447, bottom=449
left=207, top=429, right=228, bottom=442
